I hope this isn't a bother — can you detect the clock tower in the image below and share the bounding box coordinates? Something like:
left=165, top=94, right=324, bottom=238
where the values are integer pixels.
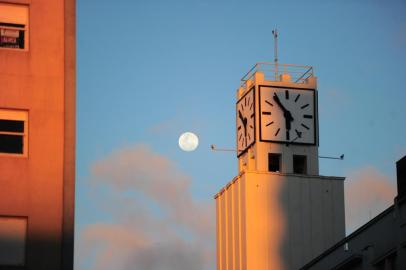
left=237, top=66, right=319, bottom=175
left=215, top=63, right=345, bottom=270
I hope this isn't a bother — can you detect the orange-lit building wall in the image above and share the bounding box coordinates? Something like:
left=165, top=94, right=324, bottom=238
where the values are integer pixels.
left=0, top=0, right=75, bottom=269
left=215, top=171, right=345, bottom=270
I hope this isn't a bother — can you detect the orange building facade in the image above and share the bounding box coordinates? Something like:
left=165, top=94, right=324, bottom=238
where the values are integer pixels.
left=0, top=0, right=75, bottom=269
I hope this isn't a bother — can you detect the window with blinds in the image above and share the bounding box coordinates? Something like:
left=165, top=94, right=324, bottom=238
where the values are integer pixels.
left=0, top=3, right=29, bottom=50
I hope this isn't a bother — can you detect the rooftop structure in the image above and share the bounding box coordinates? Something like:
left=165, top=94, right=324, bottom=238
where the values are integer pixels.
left=301, top=156, right=406, bottom=270
left=241, top=62, right=314, bottom=87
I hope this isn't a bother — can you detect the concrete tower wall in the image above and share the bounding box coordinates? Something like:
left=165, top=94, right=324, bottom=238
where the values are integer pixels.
left=215, top=171, right=345, bottom=270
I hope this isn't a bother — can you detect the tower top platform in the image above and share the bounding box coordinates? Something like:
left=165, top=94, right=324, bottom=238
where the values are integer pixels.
left=241, top=62, right=314, bottom=87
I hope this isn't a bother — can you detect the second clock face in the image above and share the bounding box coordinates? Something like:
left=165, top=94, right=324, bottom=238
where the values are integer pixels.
left=236, top=87, right=255, bottom=156
left=259, top=86, right=316, bottom=145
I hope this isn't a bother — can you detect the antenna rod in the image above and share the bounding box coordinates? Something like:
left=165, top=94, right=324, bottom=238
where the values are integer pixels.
left=272, top=28, right=278, bottom=80
left=319, top=154, right=345, bottom=160
left=211, top=144, right=236, bottom=152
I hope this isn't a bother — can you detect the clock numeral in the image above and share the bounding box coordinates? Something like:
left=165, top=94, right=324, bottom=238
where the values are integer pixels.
left=250, top=102, right=253, bottom=110
left=265, top=100, right=273, bottom=107
left=301, top=123, right=310, bottom=130
left=285, top=90, right=289, bottom=100
left=239, top=133, right=243, bottom=141
left=294, top=94, right=301, bottom=103
left=301, top=104, right=309, bottom=109
left=266, top=121, right=274, bottom=127
left=275, top=128, right=280, bottom=136
left=245, top=97, right=247, bottom=106
left=250, top=125, right=254, bottom=129
left=303, top=114, right=313, bottom=119
left=251, top=113, right=254, bottom=118
left=238, top=126, right=242, bottom=130
left=262, top=111, right=272, bottom=115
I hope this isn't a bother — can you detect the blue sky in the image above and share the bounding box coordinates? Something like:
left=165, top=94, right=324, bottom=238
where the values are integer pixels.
left=75, top=0, right=406, bottom=269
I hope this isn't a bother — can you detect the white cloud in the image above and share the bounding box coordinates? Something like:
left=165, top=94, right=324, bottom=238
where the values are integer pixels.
left=345, top=166, right=396, bottom=234
left=76, top=144, right=214, bottom=270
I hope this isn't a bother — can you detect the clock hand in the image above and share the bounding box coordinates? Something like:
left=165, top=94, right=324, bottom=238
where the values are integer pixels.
left=274, top=93, right=294, bottom=130
left=243, top=117, right=248, bottom=136
left=285, top=117, right=291, bottom=130
left=286, top=135, right=300, bottom=147
left=273, top=93, right=288, bottom=113
left=295, top=130, right=302, bottom=138
left=238, top=110, right=248, bottom=135
left=238, top=110, right=244, bottom=122
left=285, top=111, right=294, bottom=130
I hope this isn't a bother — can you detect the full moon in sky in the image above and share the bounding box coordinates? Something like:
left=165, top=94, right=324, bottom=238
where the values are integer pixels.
left=178, top=132, right=199, bottom=152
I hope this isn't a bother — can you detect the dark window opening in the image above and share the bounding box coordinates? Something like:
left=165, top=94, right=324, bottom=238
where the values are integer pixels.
left=0, top=109, right=27, bottom=156
left=293, top=155, right=307, bottom=174
left=268, top=153, right=281, bottom=172
left=376, top=253, right=396, bottom=270
left=0, top=134, right=23, bottom=154
left=0, top=120, right=24, bottom=132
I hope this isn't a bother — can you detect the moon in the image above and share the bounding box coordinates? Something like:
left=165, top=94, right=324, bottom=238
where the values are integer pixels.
left=178, top=132, right=199, bottom=152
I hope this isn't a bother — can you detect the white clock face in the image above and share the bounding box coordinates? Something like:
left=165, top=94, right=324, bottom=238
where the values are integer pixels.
left=259, top=86, right=316, bottom=144
left=236, top=88, right=255, bottom=156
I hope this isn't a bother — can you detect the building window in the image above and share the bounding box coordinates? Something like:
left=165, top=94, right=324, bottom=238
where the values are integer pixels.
left=376, top=253, right=396, bottom=270
left=293, top=155, right=307, bottom=174
left=0, top=3, right=29, bottom=50
left=0, top=216, right=27, bottom=266
left=0, top=109, right=28, bottom=156
left=268, top=153, right=281, bottom=172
